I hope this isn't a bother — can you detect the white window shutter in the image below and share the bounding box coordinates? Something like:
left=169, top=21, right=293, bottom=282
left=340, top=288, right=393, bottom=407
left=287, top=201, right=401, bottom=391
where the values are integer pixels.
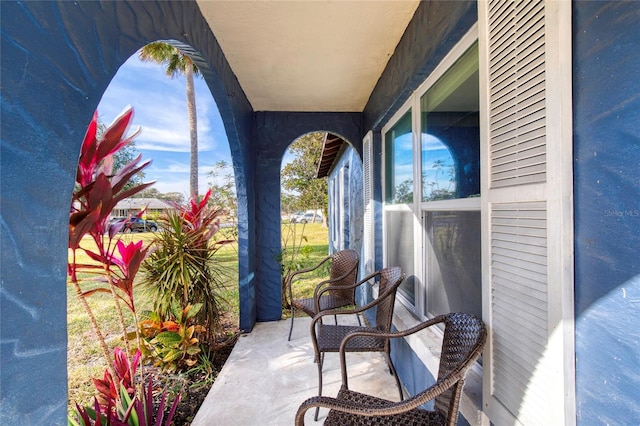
left=479, top=1, right=575, bottom=425
left=363, top=131, right=374, bottom=274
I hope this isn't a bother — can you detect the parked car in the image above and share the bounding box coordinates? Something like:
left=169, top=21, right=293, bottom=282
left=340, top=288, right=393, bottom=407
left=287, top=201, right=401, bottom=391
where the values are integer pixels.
left=295, top=211, right=323, bottom=224
left=110, top=217, right=158, bottom=233
left=127, top=217, right=158, bottom=232
left=288, top=212, right=304, bottom=223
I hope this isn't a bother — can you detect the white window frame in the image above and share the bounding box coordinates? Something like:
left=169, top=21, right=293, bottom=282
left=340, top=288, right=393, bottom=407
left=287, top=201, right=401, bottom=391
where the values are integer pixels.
left=382, top=24, right=479, bottom=319
left=382, top=100, right=418, bottom=313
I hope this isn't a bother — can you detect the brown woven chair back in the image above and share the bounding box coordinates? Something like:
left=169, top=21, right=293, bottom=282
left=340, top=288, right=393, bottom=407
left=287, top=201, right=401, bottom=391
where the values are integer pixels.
left=434, top=312, right=486, bottom=420
left=373, top=266, right=404, bottom=332
left=327, top=249, right=359, bottom=303
left=297, top=312, right=486, bottom=425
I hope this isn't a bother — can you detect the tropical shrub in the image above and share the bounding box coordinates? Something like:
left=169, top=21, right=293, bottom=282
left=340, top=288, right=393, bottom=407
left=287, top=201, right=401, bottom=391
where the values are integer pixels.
left=141, top=190, right=232, bottom=344
left=136, top=303, right=206, bottom=372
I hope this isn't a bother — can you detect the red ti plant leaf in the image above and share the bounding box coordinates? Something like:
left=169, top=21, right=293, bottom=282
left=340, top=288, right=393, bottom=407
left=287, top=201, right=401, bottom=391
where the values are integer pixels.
left=96, top=107, right=139, bottom=161
left=113, top=347, right=140, bottom=393
left=93, top=348, right=141, bottom=411
left=110, top=155, right=151, bottom=195
left=69, top=207, right=102, bottom=250
left=77, top=111, right=100, bottom=187
left=183, top=189, right=212, bottom=226
left=110, top=240, right=151, bottom=310
left=93, top=369, right=117, bottom=409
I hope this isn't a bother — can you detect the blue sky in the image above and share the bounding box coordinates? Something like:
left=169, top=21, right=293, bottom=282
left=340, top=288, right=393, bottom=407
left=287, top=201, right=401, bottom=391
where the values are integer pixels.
left=98, top=54, right=232, bottom=197
left=391, top=132, right=455, bottom=197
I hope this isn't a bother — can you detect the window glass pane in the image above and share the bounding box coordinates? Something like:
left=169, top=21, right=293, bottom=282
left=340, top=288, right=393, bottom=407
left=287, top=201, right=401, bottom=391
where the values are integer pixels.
left=425, top=211, right=481, bottom=318
left=385, top=210, right=415, bottom=305
left=384, top=111, right=413, bottom=204
left=421, top=43, right=479, bottom=201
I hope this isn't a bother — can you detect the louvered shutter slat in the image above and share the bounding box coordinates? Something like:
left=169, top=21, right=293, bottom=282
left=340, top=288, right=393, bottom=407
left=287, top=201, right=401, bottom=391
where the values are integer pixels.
left=362, top=132, right=374, bottom=274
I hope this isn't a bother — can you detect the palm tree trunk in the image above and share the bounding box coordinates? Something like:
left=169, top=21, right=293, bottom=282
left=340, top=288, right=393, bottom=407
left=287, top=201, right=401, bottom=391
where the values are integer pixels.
left=185, top=62, right=199, bottom=201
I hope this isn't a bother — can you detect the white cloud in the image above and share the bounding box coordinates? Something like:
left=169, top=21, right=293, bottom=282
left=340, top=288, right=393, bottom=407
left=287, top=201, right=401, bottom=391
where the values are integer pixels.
left=421, top=134, right=448, bottom=151
left=98, top=53, right=231, bottom=196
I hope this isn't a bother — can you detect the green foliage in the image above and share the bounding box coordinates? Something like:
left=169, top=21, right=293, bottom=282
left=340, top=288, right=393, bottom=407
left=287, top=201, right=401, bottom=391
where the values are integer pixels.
left=422, top=159, right=456, bottom=201
left=186, top=347, right=217, bottom=391
left=207, top=160, right=239, bottom=248
left=140, top=191, right=229, bottom=344
left=207, top=160, right=236, bottom=213
left=393, top=179, right=414, bottom=204
left=139, top=42, right=200, bottom=79
left=278, top=221, right=314, bottom=308
left=281, top=132, right=328, bottom=216
left=136, top=304, right=206, bottom=372
left=134, top=187, right=185, bottom=204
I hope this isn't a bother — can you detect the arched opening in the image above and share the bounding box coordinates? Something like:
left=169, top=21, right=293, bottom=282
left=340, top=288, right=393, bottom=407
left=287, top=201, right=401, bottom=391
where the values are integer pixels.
left=1, top=3, right=255, bottom=422
left=278, top=131, right=364, bottom=324
left=279, top=132, right=329, bottom=318
left=66, top=43, right=241, bottom=420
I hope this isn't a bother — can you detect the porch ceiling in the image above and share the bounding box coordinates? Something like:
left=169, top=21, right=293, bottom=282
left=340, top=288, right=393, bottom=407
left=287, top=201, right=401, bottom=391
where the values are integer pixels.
left=196, top=1, right=420, bottom=112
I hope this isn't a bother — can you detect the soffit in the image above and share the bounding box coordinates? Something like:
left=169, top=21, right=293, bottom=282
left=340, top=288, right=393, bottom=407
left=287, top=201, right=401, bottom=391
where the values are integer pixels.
left=316, top=133, right=346, bottom=178
left=197, top=1, right=419, bottom=112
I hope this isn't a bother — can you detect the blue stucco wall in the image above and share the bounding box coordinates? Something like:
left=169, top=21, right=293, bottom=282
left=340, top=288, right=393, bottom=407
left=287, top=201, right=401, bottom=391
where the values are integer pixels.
left=573, top=2, right=640, bottom=423
left=326, top=145, right=367, bottom=303
left=327, top=145, right=364, bottom=254
left=253, top=112, right=362, bottom=321
left=364, top=1, right=477, bottom=132
left=0, top=1, right=255, bottom=423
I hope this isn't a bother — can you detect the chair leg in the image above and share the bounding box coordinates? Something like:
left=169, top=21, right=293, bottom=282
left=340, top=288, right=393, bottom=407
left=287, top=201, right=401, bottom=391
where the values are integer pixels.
left=314, top=353, right=324, bottom=421
left=356, top=313, right=362, bottom=326
left=385, top=353, right=404, bottom=401
left=288, top=307, right=295, bottom=341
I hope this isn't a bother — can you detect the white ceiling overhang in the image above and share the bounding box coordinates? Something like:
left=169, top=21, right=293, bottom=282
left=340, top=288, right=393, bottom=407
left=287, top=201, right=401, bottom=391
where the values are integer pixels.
left=197, top=1, right=419, bottom=112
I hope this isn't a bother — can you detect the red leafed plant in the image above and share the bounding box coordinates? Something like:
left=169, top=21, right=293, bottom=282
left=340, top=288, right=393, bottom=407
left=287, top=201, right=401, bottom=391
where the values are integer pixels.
left=68, top=107, right=153, bottom=379
left=69, top=348, right=180, bottom=426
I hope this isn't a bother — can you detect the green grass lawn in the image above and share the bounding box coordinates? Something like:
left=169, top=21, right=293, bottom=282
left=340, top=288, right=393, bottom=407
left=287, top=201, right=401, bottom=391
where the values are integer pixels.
left=67, top=223, right=328, bottom=410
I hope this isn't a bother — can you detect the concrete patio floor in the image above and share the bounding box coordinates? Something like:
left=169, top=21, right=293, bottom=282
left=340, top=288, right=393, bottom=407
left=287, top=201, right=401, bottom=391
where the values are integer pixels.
left=192, top=316, right=402, bottom=425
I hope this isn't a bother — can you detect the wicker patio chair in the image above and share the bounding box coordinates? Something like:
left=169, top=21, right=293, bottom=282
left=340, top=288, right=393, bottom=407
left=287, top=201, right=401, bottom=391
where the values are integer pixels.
left=308, top=266, right=405, bottom=420
left=286, top=249, right=360, bottom=341
left=296, top=312, right=487, bottom=426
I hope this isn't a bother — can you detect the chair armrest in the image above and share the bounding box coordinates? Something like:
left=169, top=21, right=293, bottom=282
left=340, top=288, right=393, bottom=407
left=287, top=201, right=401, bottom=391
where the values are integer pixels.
left=337, top=318, right=446, bottom=387
left=294, top=382, right=456, bottom=426
left=288, top=255, right=332, bottom=283
left=314, top=268, right=379, bottom=302
left=312, top=265, right=358, bottom=298
left=285, top=255, right=333, bottom=301
left=336, top=315, right=485, bottom=408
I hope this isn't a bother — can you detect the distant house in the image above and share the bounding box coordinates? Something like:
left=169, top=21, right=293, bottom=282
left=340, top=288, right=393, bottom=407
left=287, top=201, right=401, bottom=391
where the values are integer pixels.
left=112, top=198, right=175, bottom=219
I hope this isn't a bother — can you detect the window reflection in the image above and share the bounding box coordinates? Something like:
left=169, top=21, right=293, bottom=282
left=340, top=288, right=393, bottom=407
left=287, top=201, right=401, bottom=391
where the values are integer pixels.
left=420, top=43, right=479, bottom=202
left=421, top=134, right=456, bottom=200
left=385, top=111, right=413, bottom=204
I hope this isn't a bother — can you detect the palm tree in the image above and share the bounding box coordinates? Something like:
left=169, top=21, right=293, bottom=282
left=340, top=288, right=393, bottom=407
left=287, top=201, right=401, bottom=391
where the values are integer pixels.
left=139, top=42, right=200, bottom=201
